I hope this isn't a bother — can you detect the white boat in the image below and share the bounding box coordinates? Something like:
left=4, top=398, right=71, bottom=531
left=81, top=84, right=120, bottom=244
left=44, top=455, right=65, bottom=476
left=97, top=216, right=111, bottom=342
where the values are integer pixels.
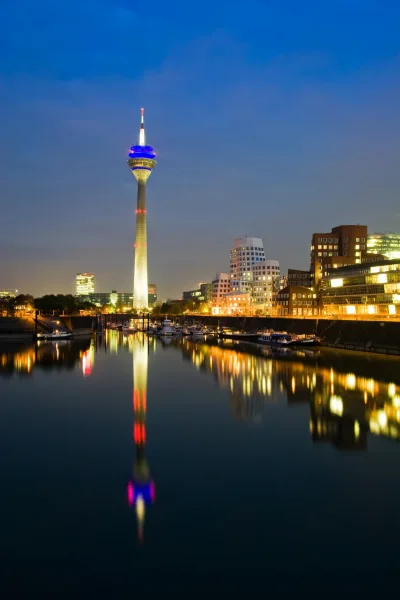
left=35, top=330, right=73, bottom=340
left=160, top=318, right=176, bottom=336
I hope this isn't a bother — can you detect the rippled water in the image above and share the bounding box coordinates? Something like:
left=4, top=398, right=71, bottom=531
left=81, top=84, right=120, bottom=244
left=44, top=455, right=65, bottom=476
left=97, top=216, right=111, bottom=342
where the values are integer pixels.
left=1, top=332, right=400, bottom=593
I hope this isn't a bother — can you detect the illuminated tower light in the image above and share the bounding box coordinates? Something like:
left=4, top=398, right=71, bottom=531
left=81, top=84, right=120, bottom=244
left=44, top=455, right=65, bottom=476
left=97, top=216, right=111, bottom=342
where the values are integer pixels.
left=127, top=108, right=157, bottom=310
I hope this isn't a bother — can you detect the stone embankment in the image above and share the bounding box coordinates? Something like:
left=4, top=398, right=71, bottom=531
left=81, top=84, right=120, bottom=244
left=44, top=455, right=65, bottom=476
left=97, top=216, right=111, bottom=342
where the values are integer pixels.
left=178, top=316, right=400, bottom=356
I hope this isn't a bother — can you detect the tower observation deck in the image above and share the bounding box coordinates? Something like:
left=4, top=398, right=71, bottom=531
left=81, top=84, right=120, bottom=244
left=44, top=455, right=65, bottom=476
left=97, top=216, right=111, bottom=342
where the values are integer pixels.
left=127, top=108, right=157, bottom=310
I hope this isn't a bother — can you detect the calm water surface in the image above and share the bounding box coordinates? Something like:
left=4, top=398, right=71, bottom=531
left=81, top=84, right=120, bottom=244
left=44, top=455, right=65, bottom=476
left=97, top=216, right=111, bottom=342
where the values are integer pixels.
left=1, top=331, right=400, bottom=594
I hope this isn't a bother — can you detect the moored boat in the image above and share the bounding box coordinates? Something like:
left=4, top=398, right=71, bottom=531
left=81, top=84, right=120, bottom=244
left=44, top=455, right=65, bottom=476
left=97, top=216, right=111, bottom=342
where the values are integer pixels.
left=258, top=332, right=293, bottom=346
left=219, top=328, right=260, bottom=341
left=160, top=318, right=176, bottom=336
left=35, top=331, right=73, bottom=341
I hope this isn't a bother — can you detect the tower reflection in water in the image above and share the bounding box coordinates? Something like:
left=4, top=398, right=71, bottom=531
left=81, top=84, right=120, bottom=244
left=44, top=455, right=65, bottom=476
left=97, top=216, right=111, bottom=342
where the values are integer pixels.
left=183, top=340, right=400, bottom=450
left=127, top=334, right=155, bottom=542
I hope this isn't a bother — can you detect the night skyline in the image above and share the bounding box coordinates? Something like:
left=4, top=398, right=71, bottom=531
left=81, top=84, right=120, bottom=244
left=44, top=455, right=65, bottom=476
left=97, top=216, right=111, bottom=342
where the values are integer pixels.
left=1, top=0, right=400, bottom=299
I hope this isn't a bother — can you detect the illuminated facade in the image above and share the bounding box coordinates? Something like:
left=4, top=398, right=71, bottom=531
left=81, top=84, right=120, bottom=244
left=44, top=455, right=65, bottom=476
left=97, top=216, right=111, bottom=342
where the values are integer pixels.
left=76, top=273, right=95, bottom=296
left=310, top=225, right=368, bottom=281
left=251, top=259, right=280, bottom=312
left=128, top=109, right=157, bottom=310
left=322, top=258, right=400, bottom=316
left=127, top=335, right=155, bottom=542
left=0, top=289, right=17, bottom=299
left=367, top=232, right=400, bottom=260
left=276, top=285, right=319, bottom=317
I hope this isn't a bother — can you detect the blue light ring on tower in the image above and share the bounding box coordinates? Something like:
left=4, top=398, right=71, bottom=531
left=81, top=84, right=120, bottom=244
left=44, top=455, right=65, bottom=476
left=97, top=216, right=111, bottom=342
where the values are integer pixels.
left=128, top=145, right=156, bottom=160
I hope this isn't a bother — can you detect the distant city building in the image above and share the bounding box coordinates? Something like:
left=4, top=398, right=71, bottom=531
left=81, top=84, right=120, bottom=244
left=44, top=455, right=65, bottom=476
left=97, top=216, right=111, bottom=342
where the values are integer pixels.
left=367, top=233, right=400, bottom=260
left=310, top=225, right=368, bottom=281
left=230, top=236, right=265, bottom=281
left=182, top=289, right=202, bottom=301
left=182, top=282, right=212, bottom=306
left=88, top=286, right=155, bottom=309
left=321, top=258, right=400, bottom=316
left=76, top=273, right=95, bottom=296
left=0, top=289, right=17, bottom=299
left=89, top=292, right=132, bottom=308
left=110, top=290, right=118, bottom=307
left=148, top=284, right=157, bottom=307
left=276, top=285, right=318, bottom=317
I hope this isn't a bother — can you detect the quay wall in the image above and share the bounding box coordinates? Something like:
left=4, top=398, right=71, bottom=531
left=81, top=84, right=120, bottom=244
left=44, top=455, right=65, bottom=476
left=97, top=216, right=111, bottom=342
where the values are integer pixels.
left=1, top=316, right=400, bottom=355
left=0, top=316, right=94, bottom=339
left=177, top=316, right=400, bottom=356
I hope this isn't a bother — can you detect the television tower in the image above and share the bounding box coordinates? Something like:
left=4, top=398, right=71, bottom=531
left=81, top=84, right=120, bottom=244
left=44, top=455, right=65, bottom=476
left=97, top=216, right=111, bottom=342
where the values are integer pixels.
left=127, top=108, right=157, bottom=310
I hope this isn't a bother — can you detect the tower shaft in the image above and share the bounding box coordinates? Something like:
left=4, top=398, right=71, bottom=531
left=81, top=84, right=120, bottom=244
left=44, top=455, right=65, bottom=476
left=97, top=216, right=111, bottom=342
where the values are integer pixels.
left=134, top=180, right=148, bottom=310
left=128, top=108, right=156, bottom=312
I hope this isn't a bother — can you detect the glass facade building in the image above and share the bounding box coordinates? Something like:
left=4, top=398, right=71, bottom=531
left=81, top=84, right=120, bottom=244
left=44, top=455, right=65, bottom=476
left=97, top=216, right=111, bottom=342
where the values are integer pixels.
left=367, top=233, right=400, bottom=260
left=322, top=259, right=400, bottom=316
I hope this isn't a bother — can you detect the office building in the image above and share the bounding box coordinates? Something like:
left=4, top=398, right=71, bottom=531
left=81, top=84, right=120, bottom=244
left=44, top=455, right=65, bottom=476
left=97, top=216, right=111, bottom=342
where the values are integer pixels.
left=128, top=108, right=157, bottom=310
left=221, top=291, right=251, bottom=315
left=88, top=292, right=132, bottom=308
left=275, top=285, right=319, bottom=317
left=199, top=282, right=213, bottom=303
left=76, top=273, right=95, bottom=296
left=182, top=289, right=202, bottom=301
left=182, top=283, right=212, bottom=307
left=310, top=225, right=368, bottom=281
left=321, top=258, right=400, bottom=316
left=288, top=269, right=313, bottom=288
left=367, top=233, right=400, bottom=260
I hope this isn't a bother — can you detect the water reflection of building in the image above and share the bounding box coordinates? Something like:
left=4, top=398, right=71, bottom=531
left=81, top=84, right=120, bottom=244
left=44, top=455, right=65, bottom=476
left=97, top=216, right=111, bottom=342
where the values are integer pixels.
left=127, top=334, right=155, bottom=542
left=182, top=340, right=278, bottom=422
left=0, top=339, right=91, bottom=377
left=81, top=339, right=95, bottom=377
left=183, top=340, right=400, bottom=448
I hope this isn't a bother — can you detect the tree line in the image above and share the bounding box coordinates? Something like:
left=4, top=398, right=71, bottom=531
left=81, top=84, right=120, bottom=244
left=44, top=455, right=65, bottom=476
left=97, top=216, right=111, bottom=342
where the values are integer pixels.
left=0, top=294, right=97, bottom=316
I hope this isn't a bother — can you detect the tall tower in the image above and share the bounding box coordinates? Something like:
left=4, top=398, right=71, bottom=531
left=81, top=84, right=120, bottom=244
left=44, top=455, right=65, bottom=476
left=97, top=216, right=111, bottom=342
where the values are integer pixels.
left=127, top=109, right=157, bottom=310
left=127, top=334, right=155, bottom=542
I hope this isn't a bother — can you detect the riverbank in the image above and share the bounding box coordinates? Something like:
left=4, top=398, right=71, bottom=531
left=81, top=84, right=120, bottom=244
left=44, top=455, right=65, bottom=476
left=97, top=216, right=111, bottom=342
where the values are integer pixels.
left=2, top=315, right=400, bottom=355
left=0, top=316, right=94, bottom=340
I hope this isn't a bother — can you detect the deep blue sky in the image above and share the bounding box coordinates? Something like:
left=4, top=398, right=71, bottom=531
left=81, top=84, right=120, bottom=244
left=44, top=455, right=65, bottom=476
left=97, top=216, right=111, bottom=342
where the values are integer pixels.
left=1, top=0, right=400, bottom=298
